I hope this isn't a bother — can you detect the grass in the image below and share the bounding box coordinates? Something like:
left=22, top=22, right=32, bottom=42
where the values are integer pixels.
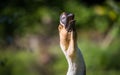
left=0, top=37, right=120, bottom=75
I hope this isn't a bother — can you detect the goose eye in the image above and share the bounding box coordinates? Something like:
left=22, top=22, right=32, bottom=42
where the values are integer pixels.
left=61, top=16, right=66, bottom=22
left=60, top=15, right=67, bottom=25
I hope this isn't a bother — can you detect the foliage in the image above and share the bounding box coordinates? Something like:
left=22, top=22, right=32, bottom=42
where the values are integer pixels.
left=0, top=0, right=120, bottom=75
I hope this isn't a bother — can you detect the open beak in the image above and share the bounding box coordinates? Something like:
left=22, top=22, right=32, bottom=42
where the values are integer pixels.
left=60, top=12, right=75, bottom=32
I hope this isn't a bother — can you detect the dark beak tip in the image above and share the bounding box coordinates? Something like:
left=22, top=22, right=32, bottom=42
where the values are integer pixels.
left=68, top=13, right=74, bottom=18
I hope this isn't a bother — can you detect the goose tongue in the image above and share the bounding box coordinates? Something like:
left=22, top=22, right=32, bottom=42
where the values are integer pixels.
left=60, top=12, right=75, bottom=32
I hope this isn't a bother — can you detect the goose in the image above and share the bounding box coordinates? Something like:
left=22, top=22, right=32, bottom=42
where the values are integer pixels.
left=58, top=12, right=86, bottom=75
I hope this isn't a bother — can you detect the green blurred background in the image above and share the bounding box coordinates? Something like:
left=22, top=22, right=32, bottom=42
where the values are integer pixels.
left=0, top=0, right=120, bottom=75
